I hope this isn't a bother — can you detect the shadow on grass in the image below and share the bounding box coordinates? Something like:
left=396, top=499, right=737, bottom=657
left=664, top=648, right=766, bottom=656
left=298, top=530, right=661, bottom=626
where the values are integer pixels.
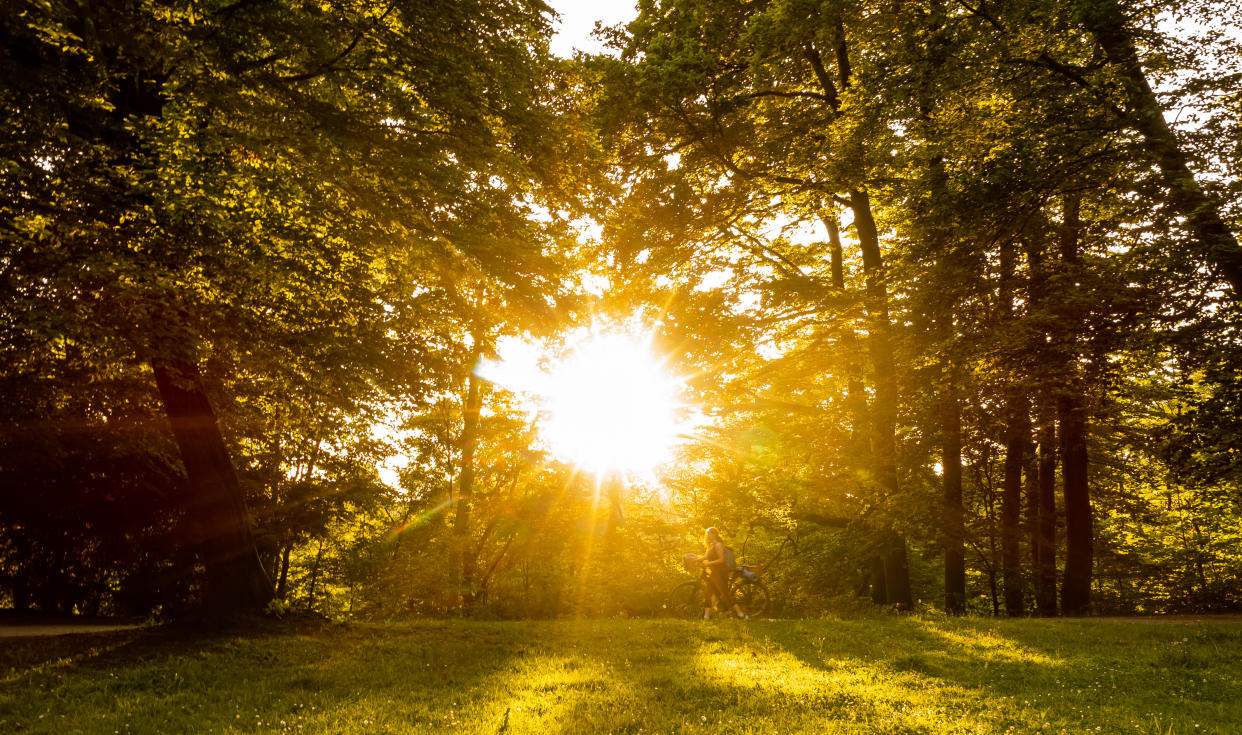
left=754, top=616, right=1064, bottom=681
left=3, top=616, right=1242, bottom=734
left=744, top=615, right=1242, bottom=733
left=0, top=619, right=528, bottom=734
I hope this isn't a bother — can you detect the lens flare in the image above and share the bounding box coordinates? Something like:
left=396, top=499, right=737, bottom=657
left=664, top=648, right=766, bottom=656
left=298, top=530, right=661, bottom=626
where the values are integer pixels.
left=540, top=334, right=683, bottom=474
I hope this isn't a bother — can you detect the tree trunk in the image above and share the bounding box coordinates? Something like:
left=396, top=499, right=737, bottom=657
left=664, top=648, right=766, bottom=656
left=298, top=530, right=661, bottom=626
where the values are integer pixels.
left=823, top=210, right=868, bottom=458
left=849, top=188, right=912, bottom=610
left=1056, top=194, right=1093, bottom=615
left=869, top=556, right=887, bottom=605
left=809, top=19, right=911, bottom=610
left=1059, top=391, right=1092, bottom=614
left=918, top=71, right=965, bottom=614
left=451, top=363, right=483, bottom=614
left=277, top=542, right=292, bottom=598
left=151, top=358, right=273, bottom=615
left=1025, top=233, right=1060, bottom=617
left=942, top=389, right=966, bottom=615
left=928, top=171, right=965, bottom=615
left=1034, top=401, right=1059, bottom=616
left=997, top=234, right=1027, bottom=617
left=13, top=577, right=30, bottom=612
left=1024, top=428, right=1039, bottom=607
left=1002, top=399, right=1028, bottom=616
left=808, top=23, right=910, bottom=608
left=984, top=470, right=1000, bottom=616
left=1082, top=0, right=1242, bottom=296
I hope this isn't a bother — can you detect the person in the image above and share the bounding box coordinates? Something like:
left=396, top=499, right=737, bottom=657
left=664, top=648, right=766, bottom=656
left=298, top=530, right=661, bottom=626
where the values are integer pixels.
left=698, top=526, right=747, bottom=619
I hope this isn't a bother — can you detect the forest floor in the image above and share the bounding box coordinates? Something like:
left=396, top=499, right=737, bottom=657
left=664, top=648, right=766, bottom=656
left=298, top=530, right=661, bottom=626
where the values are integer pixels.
left=1, top=615, right=1239, bottom=734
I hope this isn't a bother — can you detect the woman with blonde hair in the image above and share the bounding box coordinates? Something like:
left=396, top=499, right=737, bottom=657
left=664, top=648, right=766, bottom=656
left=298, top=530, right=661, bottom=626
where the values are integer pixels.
left=699, top=526, right=747, bottom=619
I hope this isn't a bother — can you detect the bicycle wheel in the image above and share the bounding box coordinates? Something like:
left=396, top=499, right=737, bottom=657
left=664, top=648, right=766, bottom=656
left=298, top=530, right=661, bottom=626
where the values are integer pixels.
left=732, top=579, right=769, bottom=618
left=668, top=580, right=707, bottom=619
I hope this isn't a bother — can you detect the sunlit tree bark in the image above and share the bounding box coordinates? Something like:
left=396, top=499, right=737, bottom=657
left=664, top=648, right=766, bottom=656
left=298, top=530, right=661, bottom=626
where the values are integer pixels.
left=850, top=189, right=913, bottom=610
left=452, top=355, right=484, bottom=613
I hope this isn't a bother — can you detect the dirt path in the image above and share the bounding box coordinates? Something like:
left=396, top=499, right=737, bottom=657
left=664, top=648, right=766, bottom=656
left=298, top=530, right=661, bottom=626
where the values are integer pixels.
left=0, top=623, right=142, bottom=638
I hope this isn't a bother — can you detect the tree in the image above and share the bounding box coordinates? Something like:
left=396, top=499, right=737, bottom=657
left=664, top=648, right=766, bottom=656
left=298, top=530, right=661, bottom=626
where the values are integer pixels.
left=0, top=0, right=574, bottom=614
left=601, top=0, right=926, bottom=607
left=1077, top=0, right=1242, bottom=296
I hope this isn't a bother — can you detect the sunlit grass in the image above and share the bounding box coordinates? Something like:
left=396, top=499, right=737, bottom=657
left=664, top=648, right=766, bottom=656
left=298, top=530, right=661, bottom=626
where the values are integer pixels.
left=2, top=616, right=1239, bottom=733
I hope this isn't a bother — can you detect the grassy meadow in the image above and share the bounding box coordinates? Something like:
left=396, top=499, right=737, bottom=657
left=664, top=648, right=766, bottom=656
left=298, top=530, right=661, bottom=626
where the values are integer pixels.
left=1, top=616, right=1239, bottom=734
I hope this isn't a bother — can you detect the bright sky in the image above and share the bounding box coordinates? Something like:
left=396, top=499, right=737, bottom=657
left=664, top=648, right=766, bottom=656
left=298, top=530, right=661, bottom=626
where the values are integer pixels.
left=547, top=0, right=639, bottom=57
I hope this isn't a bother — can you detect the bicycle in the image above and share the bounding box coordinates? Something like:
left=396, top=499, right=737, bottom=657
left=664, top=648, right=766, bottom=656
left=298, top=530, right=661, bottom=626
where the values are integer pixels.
left=668, top=555, right=770, bottom=619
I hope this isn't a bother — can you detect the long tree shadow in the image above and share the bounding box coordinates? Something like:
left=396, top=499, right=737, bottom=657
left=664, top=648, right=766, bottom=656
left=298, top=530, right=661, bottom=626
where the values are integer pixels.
left=4, top=617, right=1241, bottom=734
left=748, top=615, right=1241, bottom=733
left=0, top=619, right=530, bottom=734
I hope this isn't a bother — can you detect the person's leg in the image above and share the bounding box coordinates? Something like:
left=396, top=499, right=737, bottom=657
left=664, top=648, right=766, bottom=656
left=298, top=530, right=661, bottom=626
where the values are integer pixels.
left=710, top=572, right=731, bottom=616
left=719, top=572, right=746, bottom=618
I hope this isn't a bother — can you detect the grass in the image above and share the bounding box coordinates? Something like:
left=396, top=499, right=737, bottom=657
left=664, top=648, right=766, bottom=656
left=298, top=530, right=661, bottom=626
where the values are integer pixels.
left=2, top=615, right=1240, bottom=734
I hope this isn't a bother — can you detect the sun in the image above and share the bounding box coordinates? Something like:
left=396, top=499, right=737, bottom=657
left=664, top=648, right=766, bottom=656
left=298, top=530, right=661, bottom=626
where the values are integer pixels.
left=538, top=334, right=684, bottom=474
left=478, top=330, right=687, bottom=475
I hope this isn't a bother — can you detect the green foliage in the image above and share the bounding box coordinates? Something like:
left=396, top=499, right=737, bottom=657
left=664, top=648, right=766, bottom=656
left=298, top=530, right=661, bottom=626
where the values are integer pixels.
left=595, top=0, right=1242, bottom=616
left=0, top=0, right=586, bottom=614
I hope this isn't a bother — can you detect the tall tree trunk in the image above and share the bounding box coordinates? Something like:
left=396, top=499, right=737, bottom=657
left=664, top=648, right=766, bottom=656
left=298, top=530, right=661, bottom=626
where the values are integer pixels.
left=984, top=466, right=1000, bottom=616
left=151, top=358, right=273, bottom=615
left=943, top=389, right=966, bottom=615
left=1059, top=391, right=1091, bottom=614
left=1081, top=0, right=1242, bottom=296
left=824, top=208, right=882, bottom=597
left=808, top=19, right=910, bottom=609
left=850, top=189, right=913, bottom=610
left=1025, top=234, right=1060, bottom=616
left=927, top=159, right=965, bottom=615
left=1057, top=194, right=1093, bottom=615
left=823, top=211, right=868, bottom=456
left=1034, top=399, right=1059, bottom=616
left=1002, top=399, right=1028, bottom=616
left=869, top=556, right=887, bottom=605
left=997, top=235, right=1028, bottom=616
left=12, top=536, right=31, bottom=612
left=1024, top=428, right=1039, bottom=606
left=451, top=361, right=483, bottom=614
left=914, top=0, right=964, bottom=614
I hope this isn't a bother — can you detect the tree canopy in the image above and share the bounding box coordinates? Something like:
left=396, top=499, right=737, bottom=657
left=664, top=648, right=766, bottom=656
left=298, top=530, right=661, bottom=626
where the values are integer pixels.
left=1, top=0, right=1240, bottom=619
